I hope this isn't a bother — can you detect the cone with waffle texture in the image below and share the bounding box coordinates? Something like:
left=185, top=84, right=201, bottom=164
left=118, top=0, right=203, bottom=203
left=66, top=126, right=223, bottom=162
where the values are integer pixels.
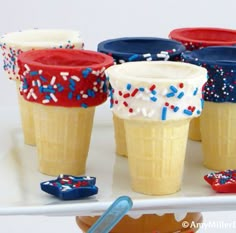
left=107, top=61, right=207, bottom=195
left=17, top=49, right=113, bottom=175
left=16, top=80, right=35, bottom=145
left=0, top=29, right=84, bottom=145
left=125, top=118, right=190, bottom=194
left=97, top=37, right=186, bottom=156
left=201, top=102, right=236, bottom=170
left=182, top=46, right=236, bottom=170
left=34, top=105, right=95, bottom=175
left=112, top=114, right=127, bottom=156
left=170, top=27, right=236, bottom=141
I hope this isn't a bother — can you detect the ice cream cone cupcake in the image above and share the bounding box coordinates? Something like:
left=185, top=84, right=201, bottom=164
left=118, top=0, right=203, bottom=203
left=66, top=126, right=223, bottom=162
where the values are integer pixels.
left=182, top=46, right=236, bottom=170
left=17, top=49, right=113, bottom=175
left=76, top=212, right=203, bottom=233
left=106, top=61, right=207, bottom=195
left=169, top=27, right=236, bottom=141
left=0, top=29, right=84, bottom=145
left=98, top=37, right=185, bottom=157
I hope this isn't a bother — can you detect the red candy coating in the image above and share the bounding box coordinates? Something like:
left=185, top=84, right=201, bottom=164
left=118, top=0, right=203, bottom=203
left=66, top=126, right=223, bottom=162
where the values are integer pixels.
left=169, top=27, right=236, bottom=50
left=212, top=179, right=236, bottom=193
left=17, top=49, right=114, bottom=107
left=204, top=170, right=236, bottom=193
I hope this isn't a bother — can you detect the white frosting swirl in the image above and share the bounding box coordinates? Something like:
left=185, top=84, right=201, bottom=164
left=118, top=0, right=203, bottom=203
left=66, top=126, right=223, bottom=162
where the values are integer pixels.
left=106, top=61, right=207, bottom=121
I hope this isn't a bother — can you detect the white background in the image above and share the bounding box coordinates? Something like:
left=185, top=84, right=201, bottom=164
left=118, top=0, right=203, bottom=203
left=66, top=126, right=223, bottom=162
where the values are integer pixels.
left=0, top=0, right=236, bottom=232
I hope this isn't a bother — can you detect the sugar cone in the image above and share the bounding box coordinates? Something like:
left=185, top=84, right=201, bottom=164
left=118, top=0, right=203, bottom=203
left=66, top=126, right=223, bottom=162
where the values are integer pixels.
left=113, top=114, right=127, bottom=157
left=124, top=118, right=190, bottom=195
left=16, top=81, right=36, bottom=146
left=33, top=104, right=95, bottom=176
left=201, top=101, right=236, bottom=170
left=188, top=117, right=201, bottom=141
left=76, top=213, right=202, bottom=233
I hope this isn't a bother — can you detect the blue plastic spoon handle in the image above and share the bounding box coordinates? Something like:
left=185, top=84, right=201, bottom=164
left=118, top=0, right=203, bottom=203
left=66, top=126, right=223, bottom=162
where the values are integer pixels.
left=87, top=196, right=133, bottom=233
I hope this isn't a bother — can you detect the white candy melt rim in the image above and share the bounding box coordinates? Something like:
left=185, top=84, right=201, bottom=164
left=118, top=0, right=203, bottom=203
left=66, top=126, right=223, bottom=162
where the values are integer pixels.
left=0, top=29, right=84, bottom=48
left=106, top=61, right=207, bottom=83
left=107, top=61, right=207, bottom=121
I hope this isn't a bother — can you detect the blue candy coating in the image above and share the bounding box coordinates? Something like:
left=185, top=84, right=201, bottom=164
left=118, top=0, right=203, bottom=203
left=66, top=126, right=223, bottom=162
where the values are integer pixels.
left=182, top=46, right=236, bottom=103
left=97, top=37, right=185, bottom=63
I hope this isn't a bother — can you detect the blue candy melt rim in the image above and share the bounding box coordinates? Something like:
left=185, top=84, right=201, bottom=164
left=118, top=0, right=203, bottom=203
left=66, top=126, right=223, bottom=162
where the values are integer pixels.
left=97, top=37, right=185, bottom=59
left=181, top=46, right=236, bottom=67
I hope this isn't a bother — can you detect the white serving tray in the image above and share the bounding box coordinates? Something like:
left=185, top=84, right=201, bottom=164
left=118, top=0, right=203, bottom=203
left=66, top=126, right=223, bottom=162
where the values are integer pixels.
left=0, top=107, right=235, bottom=217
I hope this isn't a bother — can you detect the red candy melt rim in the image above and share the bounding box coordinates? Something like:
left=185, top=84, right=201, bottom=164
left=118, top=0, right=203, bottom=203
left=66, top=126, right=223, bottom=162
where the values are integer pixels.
left=169, top=27, right=236, bottom=46
left=17, top=49, right=114, bottom=108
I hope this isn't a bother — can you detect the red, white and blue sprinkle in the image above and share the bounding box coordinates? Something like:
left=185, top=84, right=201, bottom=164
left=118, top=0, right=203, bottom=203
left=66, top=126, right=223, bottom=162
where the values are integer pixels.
left=0, top=37, right=79, bottom=80
left=108, top=79, right=205, bottom=121
left=111, top=50, right=177, bottom=64
left=204, top=170, right=236, bottom=193
left=19, top=64, right=109, bottom=108
left=182, top=57, right=236, bottom=103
